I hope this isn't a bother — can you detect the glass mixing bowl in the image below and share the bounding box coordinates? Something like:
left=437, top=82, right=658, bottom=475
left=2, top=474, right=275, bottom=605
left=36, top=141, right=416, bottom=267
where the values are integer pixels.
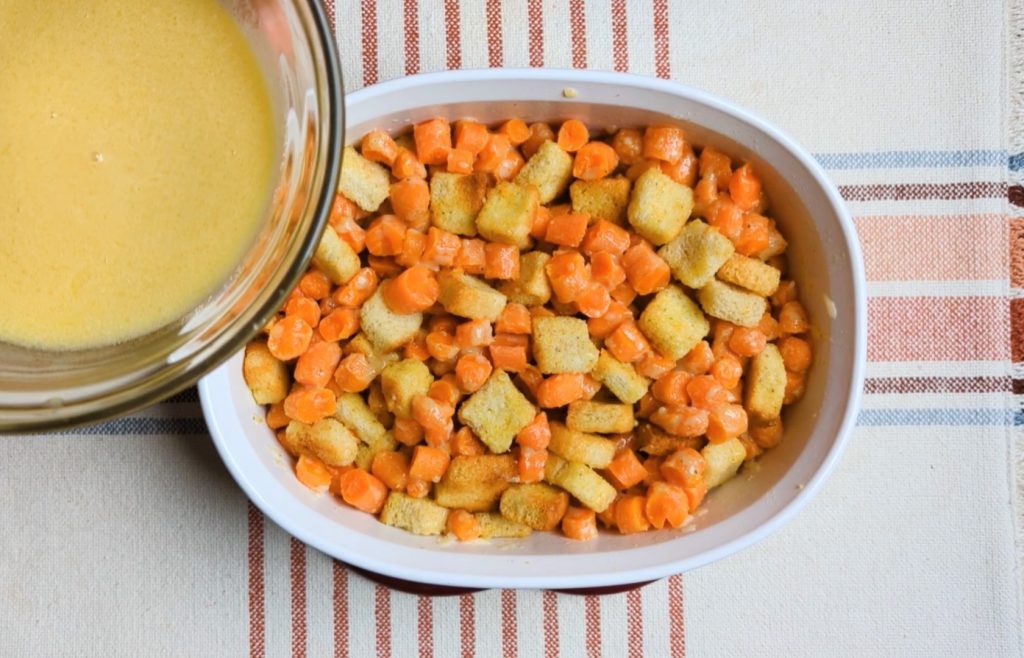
left=0, top=0, right=343, bottom=432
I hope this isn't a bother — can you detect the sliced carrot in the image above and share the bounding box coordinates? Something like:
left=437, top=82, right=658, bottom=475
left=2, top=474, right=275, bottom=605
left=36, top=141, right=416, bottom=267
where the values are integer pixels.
left=609, top=281, right=637, bottom=305
left=683, top=480, right=707, bottom=513
left=372, top=451, right=411, bottom=491
left=686, top=374, right=729, bottom=410
left=285, top=296, right=321, bottom=329
left=610, top=128, right=643, bottom=165
left=361, top=129, right=399, bottom=166
left=734, top=213, right=771, bottom=255
left=710, top=354, right=743, bottom=389
left=585, top=300, right=632, bottom=339
left=728, top=163, right=762, bottom=211
left=425, top=330, right=460, bottom=362
left=428, top=376, right=462, bottom=407
left=698, top=146, right=732, bottom=186
left=455, top=319, right=493, bottom=348
left=778, top=336, right=812, bottom=372
left=328, top=194, right=359, bottom=229
left=499, top=118, right=531, bottom=145
left=784, top=370, right=806, bottom=404
left=605, top=448, right=648, bottom=490
left=651, top=370, right=691, bottom=406
left=294, top=341, right=343, bottom=388
left=625, top=158, right=661, bottom=181
left=447, top=148, right=475, bottom=174
left=403, top=331, right=430, bottom=361
left=621, top=243, right=670, bottom=295
left=489, top=342, right=528, bottom=372
left=614, top=495, right=650, bottom=534
left=451, top=426, right=487, bottom=456
left=283, top=387, right=335, bottom=424
left=411, top=395, right=454, bottom=448
left=409, top=445, right=451, bottom=483
left=334, top=353, right=375, bottom=393
left=680, top=340, right=714, bottom=375
left=642, top=455, right=665, bottom=486
left=298, top=270, right=332, bottom=300
left=635, top=392, right=659, bottom=419
left=581, top=220, right=631, bottom=256
left=772, top=280, right=798, bottom=307
left=496, top=303, right=532, bottom=334
left=517, top=446, right=547, bottom=483
left=266, top=402, right=290, bottom=430
left=382, top=266, right=439, bottom=314
left=390, top=178, right=431, bottom=230
left=455, top=352, right=493, bottom=393
left=454, top=120, right=490, bottom=155
left=572, top=141, right=619, bottom=180
left=660, top=147, right=698, bottom=186
left=635, top=351, right=675, bottom=379
left=536, top=373, right=587, bottom=408
left=392, top=147, right=427, bottom=179
left=728, top=326, right=767, bottom=357
left=295, top=454, right=332, bottom=492
left=516, top=412, right=551, bottom=449
left=561, top=506, right=598, bottom=541
left=413, top=117, right=452, bottom=165
left=494, top=148, right=526, bottom=181
left=575, top=281, right=611, bottom=319
left=333, top=267, right=378, bottom=307
left=517, top=365, right=544, bottom=400
left=650, top=405, right=709, bottom=437
left=475, top=133, right=511, bottom=173
left=456, top=238, right=487, bottom=275
left=660, top=448, right=706, bottom=488
left=392, top=417, right=424, bottom=446
left=588, top=251, right=626, bottom=290
left=395, top=229, right=426, bottom=269
left=556, top=119, right=589, bottom=152
left=267, top=315, right=314, bottom=361
left=365, top=215, right=408, bottom=257
left=405, top=477, right=431, bottom=499
left=447, top=509, right=482, bottom=541
left=778, top=300, right=810, bottom=334
left=545, top=211, right=589, bottom=248
left=758, top=311, right=782, bottom=341
left=645, top=481, right=688, bottom=529
left=522, top=122, right=555, bottom=159
left=545, top=250, right=590, bottom=304
left=706, top=403, right=748, bottom=443
left=643, top=125, right=686, bottom=163
left=691, top=177, right=720, bottom=219
left=338, top=469, right=388, bottom=514
left=605, top=320, right=651, bottom=363
left=319, top=295, right=338, bottom=317
left=422, top=227, right=461, bottom=267
left=530, top=204, right=552, bottom=240
left=484, top=242, right=521, bottom=280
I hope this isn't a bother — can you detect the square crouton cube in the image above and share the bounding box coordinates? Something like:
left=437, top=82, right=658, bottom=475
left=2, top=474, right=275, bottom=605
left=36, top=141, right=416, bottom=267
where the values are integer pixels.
left=569, top=177, right=632, bottom=225
left=566, top=400, right=636, bottom=434
left=499, top=483, right=569, bottom=531
left=359, top=287, right=424, bottom=353
left=696, top=279, right=767, bottom=328
left=515, top=140, right=574, bottom=204
left=437, top=269, right=508, bottom=321
left=458, top=370, right=536, bottom=453
left=544, top=454, right=617, bottom=513
left=638, top=285, right=709, bottom=360
left=338, top=146, right=390, bottom=212
left=591, top=350, right=650, bottom=404
left=380, top=492, right=450, bottom=536
left=532, top=316, right=599, bottom=373
left=548, top=422, right=617, bottom=468
left=702, top=437, right=746, bottom=489
left=285, top=418, right=358, bottom=467
left=434, top=454, right=517, bottom=511
left=744, top=343, right=786, bottom=420
left=380, top=359, right=434, bottom=419
left=334, top=393, right=394, bottom=451
left=474, top=512, right=532, bottom=538
left=499, top=251, right=552, bottom=306
left=658, top=219, right=735, bottom=288
left=716, top=254, right=781, bottom=297
left=430, top=172, right=489, bottom=236
left=475, top=182, right=539, bottom=248
left=635, top=422, right=702, bottom=456
left=313, top=226, right=360, bottom=285
left=243, top=340, right=290, bottom=404
left=627, top=167, right=694, bottom=245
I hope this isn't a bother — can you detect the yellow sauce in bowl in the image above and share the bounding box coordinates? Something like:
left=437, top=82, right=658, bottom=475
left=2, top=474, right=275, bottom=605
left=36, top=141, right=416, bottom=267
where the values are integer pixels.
left=0, top=0, right=275, bottom=350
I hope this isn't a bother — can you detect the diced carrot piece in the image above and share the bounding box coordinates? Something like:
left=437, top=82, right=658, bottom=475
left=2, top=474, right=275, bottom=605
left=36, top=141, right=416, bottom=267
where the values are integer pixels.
left=409, top=445, right=451, bottom=483
left=285, top=296, right=321, bottom=328
left=517, top=446, right=547, bottom=483
left=530, top=205, right=552, bottom=240
left=319, top=295, right=338, bottom=317
left=294, top=341, right=343, bottom=388
left=499, top=118, right=531, bottom=145
left=708, top=200, right=744, bottom=242
left=643, top=125, right=686, bottom=163
left=651, top=370, right=691, bottom=405
left=611, top=128, right=643, bottom=165
left=706, top=403, right=748, bottom=443
left=489, top=342, right=528, bottom=372
left=392, top=417, right=424, bottom=446
left=734, top=213, right=771, bottom=256
left=447, top=509, right=482, bottom=541
left=590, top=250, right=628, bottom=288
left=609, top=281, right=637, bottom=305
left=365, top=215, right=407, bottom=257
left=710, top=354, right=743, bottom=389
left=530, top=305, right=556, bottom=318
left=372, top=451, right=411, bottom=491
left=605, top=320, right=651, bottom=363
left=635, top=351, right=675, bottom=379
left=338, top=469, right=389, bottom=514
left=660, top=448, right=706, bottom=487
left=404, top=331, right=430, bottom=361
left=267, top=315, right=314, bottom=361
left=546, top=250, right=590, bottom=304
left=686, top=375, right=729, bottom=410
left=405, top=477, right=431, bottom=499
left=334, top=353, right=375, bottom=393
left=605, top=449, right=648, bottom=490
left=681, top=340, right=714, bottom=375
left=522, top=122, right=555, bottom=159
left=454, top=120, right=490, bottom=155
left=382, top=266, right=439, bottom=314
left=650, top=405, right=709, bottom=437
left=614, top=495, right=650, bottom=534
left=428, top=374, right=462, bottom=407
left=572, top=141, right=619, bottom=180
left=536, top=373, right=587, bottom=408
left=413, top=118, right=452, bottom=165
left=425, top=330, right=460, bottom=362
left=447, top=148, right=475, bottom=174
left=451, top=426, right=487, bottom=456
left=390, top=178, right=431, bottom=230
left=411, top=395, right=454, bottom=448
left=621, top=243, right=670, bottom=295
left=298, top=270, right=332, bottom=300
left=361, top=129, right=399, bottom=166
left=266, top=402, right=290, bottom=430
left=516, top=412, right=551, bottom=449
left=333, top=268, right=379, bottom=307
left=493, top=148, right=526, bottom=181
left=295, top=454, right=332, bottom=492
left=544, top=211, right=589, bottom=248
left=561, top=506, right=598, bottom=541
left=779, top=336, right=812, bottom=372
left=586, top=300, right=632, bottom=339
left=392, top=147, right=427, bottom=179
left=728, top=326, right=767, bottom=357
left=581, top=220, right=631, bottom=256
left=455, top=352, right=493, bottom=393
left=283, top=387, right=336, bottom=424
left=699, top=146, right=732, bottom=186
left=580, top=374, right=602, bottom=400
left=395, top=229, right=426, bottom=268
left=422, top=227, right=461, bottom=267
left=496, top=303, right=531, bottom=335
left=636, top=392, right=659, bottom=419
left=642, top=455, right=664, bottom=486
left=454, top=319, right=493, bottom=348
left=575, top=281, right=611, bottom=318
left=728, top=163, right=762, bottom=211
left=557, top=119, right=589, bottom=152
left=683, top=480, right=707, bottom=512
left=484, top=242, right=521, bottom=280
left=456, top=238, right=487, bottom=275
left=660, top=147, right=698, bottom=186
left=328, top=194, right=359, bottom=229
left=645, top=481, right=689, bottom=529
left=475, top=133, right=511, bottom=173
left=517, top=365, right=544, bottom=400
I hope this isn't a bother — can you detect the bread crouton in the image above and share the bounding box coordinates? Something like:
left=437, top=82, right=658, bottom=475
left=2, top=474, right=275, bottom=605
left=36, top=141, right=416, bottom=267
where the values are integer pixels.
left=437, top=270, right=507, bottom=321
left=566, top=400, right=635, bottom=434
left=514, top=140, right=573, bottom=204
left=430, top=172, right=488, bottom=236
left=338, top=146, right=390, bottom=212
left=637, top=285, right=709, bottom=360
left=591, top=350, right=649, bottom=404
left=475, top=182, right=539, bottom=248
left=243, top=340, right=289, bottom=404
left=434, top=454, right=517, bottom=511
left=380, top=492, right=450, bottom=535
left=499, top=483, right=569, bottom=531
left=569, top=177, right=632, bottom=225
left=657, top=219, right=735, bottom=288
left=696, top=279, right=766, bottom=328
left=715, top=254, right=781, bottom=297
left=359, top=287, right=424, bottom=352
left=532, top=316, right=598, bottom=374
left=544, top=454, right=617, bottom=513
left=548, top=422, right=617, bottom=468
left=744, top=343, right=786, bottom=420
left=499, top=251, right=552, bottom=306
left=334, top=393, right=394, bottom=451
left=457, top=370, right=536, bottom=453
left=627, top=167, right=694, bottom=245
left=635, top=422, right=703, bottom=456
left=285, top=418, right=358, bottom=467
left=474, top=512, right=532, bottom=538
left=345, top=333, right=400, bottom=376
left=380, top=359, right=434, bottom=418
left=702, top=437, right=746, bottom=489
left=313, top=226, right=360, bottom=285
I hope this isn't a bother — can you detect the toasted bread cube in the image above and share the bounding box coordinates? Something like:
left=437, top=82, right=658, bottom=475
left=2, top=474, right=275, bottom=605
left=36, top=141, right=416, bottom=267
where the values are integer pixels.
left=380, top=359, right=434, bottom=419
left=532, top=316, right=599, bottom=374
left=548, top=422, right=617, bottom=468
left=570, top=177, right=632, bottom=225
left=635, top=422, right=702, bottom=456
left=474, top=512, right=533, bottom=538
left=702, top=438, right=746, bottom=489
left=345, top=333, right=400, bottom=375
left=744, top=343, right=786, bottom=420
left=313, top=226, right=360, bottom=285
left=360, top=287, right=424, bottom=352
left=514, top=140, right=573, bottom=204
left=475, top=182, right=539, bottom=248
left=543, top=454, right=617, bottom=513
left=499, top=483, right=569, bottom=531
left=716, top=254, right=781, bottom=297
left=334, top=393, right=394, bottom=451
left=339, top=146, right=390, bottom=212
left=437, top=270, right=507, bottom=321
left=638, top=285, right=709, bottom=360
left=285, top=418, right=358, bottom=467
left=380, top=492, right=450, bottom=536
left=243, top=340, right=290, bottom=404
left=658, top=219, right=735, bottom=288
left=430, top=172, right=488, bottom=236
left=434, top=454, right=517, bottom=511
left=696, top=279, right=766, bottom=328
left=458, top=370, right=536, bottom=453
left=591, top=350, right=650, bottom=404
left=499, top=251, right=552, bottom=306
left=627, top=167, right=694, bottom=245
left=566, top=400, right=635, bottom=435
